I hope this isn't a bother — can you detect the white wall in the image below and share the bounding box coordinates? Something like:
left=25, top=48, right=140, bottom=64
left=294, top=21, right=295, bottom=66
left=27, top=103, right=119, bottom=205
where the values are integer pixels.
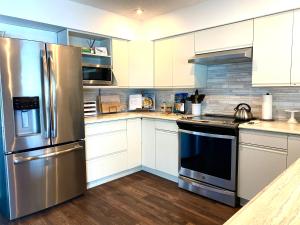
left=0, top=0, right=141, bottom=40
left=143, top=0, right=300, bottom=40
left=1, top=0, right=300, bottom=41
left=0, top=23, right=57, bottom=43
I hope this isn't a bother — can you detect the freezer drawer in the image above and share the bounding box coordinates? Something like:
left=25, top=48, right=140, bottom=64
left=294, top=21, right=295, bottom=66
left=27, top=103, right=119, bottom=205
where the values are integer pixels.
left=5, top=141, right=86, bottom=219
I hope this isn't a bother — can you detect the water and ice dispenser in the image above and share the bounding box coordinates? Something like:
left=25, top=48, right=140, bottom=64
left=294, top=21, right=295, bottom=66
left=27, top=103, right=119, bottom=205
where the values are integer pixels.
left=13, top=97, right=40, bottom=136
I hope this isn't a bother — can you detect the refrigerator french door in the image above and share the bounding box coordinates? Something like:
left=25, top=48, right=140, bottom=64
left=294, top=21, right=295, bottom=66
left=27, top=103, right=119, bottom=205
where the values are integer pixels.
left=0, top=37, right=86, bottom=219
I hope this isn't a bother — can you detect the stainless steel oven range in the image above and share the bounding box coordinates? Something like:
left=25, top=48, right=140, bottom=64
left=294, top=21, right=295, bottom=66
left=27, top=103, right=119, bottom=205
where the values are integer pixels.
left=176, top=114, right=240, bottom=207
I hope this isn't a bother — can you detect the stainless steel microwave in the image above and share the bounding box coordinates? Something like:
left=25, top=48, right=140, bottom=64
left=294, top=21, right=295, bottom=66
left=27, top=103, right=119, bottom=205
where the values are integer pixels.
left=82, top=63, right=113, bottom=85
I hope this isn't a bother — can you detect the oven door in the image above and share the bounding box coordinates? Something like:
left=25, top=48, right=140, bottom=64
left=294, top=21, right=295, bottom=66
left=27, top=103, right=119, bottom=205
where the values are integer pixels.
left=82, top=63, right=112, bottom=85
left=179, top=129, right=237, bottom=191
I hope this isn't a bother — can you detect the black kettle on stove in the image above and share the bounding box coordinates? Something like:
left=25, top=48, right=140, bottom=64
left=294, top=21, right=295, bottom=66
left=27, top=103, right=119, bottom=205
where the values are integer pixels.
left=234, top=103, right=253, bottom=121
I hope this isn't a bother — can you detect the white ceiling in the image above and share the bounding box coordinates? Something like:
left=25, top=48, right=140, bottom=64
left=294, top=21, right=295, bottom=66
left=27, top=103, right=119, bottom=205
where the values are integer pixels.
left=70, top=0, right=206, bottom=21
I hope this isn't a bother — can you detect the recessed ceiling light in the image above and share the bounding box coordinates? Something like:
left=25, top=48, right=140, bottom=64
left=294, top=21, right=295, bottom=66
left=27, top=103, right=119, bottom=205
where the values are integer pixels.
left=136, top=8, right=144, bottom=16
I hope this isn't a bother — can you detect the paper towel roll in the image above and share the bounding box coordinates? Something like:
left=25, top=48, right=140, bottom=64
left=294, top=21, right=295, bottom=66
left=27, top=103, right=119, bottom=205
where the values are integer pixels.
left=262, top=93, right=272, bottom=120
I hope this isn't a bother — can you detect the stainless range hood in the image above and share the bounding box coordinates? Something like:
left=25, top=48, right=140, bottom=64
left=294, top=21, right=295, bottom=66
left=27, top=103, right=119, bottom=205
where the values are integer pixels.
left=188, top=47, right=252, bottom=65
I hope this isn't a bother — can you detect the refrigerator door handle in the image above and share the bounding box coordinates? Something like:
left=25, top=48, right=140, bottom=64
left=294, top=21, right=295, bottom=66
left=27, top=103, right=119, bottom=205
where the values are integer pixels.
left=41, top=49, right=51, bottom=138
left=48, top=51, right=57, bottom=138
left=13, top=144, right=83, bottom=164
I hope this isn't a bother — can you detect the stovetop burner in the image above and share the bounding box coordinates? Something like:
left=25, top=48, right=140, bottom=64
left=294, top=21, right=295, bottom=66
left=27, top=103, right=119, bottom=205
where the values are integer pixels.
left=178, top=113, right=244, bottom=129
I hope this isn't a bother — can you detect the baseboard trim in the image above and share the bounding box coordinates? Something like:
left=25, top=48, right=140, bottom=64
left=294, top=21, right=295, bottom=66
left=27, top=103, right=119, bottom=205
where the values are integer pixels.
left=142, top=166, right=178, bottom=183
left=87, top=166, right=142, bottom=189
left=239, top=197, right=249, bottom=206
left=87, top=166, right=178, bottom=189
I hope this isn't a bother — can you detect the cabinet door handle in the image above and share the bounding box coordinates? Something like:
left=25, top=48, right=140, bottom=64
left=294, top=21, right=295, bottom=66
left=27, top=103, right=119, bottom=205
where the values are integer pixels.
left=156, top=128, right=177, bottom=134
left=240, top=144, right=287, bottom=155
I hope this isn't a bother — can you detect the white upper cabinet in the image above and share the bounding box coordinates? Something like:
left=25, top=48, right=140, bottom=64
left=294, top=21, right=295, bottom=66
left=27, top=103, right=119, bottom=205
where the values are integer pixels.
left=172, top=33, right=195, bottom=87
left=129, top=40, right=154, bottom=87
left=252, top=11, right=293, bottom=86
left=195, top=20, right=253, bottom=53
left=154, top=38, right=173, bottom=87
left=154, top=33, right=199, bottom=88
left=291, top=10, right=300, bottom=86
left=112, top=39, right=129, bottom=87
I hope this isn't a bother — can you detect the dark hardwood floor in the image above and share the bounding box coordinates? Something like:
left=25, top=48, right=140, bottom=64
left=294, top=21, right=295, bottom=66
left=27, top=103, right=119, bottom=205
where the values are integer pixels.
left=1, top=172, right=239, bottom=225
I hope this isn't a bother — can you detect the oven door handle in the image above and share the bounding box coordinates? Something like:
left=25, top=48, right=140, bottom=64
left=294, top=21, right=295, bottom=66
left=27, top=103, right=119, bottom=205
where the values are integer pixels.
left=178, top=129, right=236, bottom=140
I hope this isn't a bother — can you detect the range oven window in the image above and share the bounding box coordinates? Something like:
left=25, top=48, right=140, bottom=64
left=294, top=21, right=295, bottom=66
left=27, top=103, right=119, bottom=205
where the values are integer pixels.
left=180, top=131, right=234, bottom=180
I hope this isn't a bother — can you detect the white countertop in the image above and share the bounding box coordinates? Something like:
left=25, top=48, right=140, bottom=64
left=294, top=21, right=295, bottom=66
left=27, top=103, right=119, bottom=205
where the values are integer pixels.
left=84, top=112, right=183, bottom=124
left=225, top=158, right=300, bottom=225
left=239, top=120, right=300, bottom=135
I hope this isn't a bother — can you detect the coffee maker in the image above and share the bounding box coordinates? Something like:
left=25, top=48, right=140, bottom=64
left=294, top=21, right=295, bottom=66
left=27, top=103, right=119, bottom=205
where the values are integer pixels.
left=174, top=93, right=188, bottom=114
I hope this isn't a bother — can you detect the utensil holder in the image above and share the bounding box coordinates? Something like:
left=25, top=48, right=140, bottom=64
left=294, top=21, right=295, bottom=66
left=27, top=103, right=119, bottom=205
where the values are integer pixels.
left=192, top=104, right=201, bottom=116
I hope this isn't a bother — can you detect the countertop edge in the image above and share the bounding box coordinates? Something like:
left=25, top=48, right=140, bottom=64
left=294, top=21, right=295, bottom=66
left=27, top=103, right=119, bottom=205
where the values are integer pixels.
left=84, top=113, right=180, bottom=124
left=85, top=115, right=300, bottom=135
left=239, top=121, right=300, bottom=135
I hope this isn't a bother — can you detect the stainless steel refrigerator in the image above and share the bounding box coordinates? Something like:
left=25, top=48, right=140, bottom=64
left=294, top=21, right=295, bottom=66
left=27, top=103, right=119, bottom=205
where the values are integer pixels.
left=0, top=37, right=86, bottom=220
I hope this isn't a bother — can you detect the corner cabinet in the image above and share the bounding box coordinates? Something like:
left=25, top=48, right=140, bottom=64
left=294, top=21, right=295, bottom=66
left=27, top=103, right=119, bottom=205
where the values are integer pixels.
left=112, top=39, right=129, bottom=87
left=252, top=11, right=293, bottom=86
left=127, top=118, right=142, bottom=168
left=129, top=40, right=154, bottom=87
left=154, top=38, right=173, bottom=87
left=142, top=119, right=156, bottom=169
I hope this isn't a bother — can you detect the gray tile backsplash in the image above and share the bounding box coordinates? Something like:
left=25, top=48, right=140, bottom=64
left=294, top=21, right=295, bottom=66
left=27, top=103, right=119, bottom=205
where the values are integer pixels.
left=83, top=88, right=140, bottom=111
left=84, top=62, right=300, bottom=120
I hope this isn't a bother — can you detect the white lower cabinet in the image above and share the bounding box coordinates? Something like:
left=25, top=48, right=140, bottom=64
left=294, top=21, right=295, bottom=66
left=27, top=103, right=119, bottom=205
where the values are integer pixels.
left=85, top=130, right=127, bottom=160
left=142, top=118, right=179, bottom=177
left=287, top=136, right=300, bottom=166
left=127, top=118, right=142, bottom=168
left=238, top=130, right=288, bottom=201
left=86, top=151, right=128, bottom=183
left=85, top=119, right=143, bottom=184
left=155, top=129, right=178, bottom=177
left=85, top=118, right=179, bottom=186
left=142, top=119, right=156, bottom=169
